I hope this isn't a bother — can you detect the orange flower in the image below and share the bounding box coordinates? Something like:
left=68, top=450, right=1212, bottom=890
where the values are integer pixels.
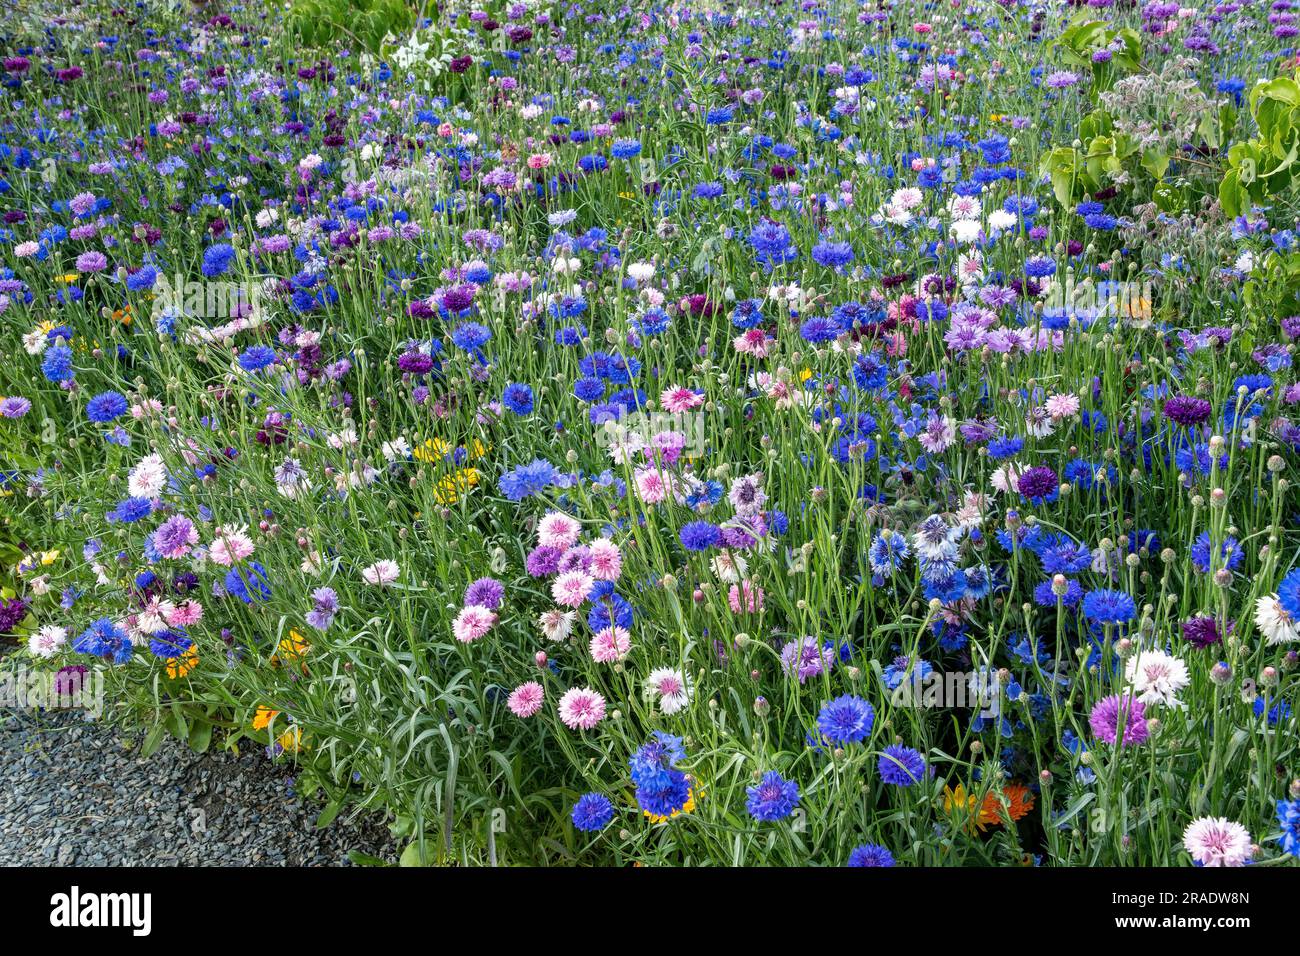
left=165, top=645, right=198, bottom=679
left=252, top=705, right=279, bottom=731
left=982, top=783, right=1035, bottom=825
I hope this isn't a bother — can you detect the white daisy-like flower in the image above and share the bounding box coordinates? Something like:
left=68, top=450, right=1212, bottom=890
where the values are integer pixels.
left=645, top=667, right=692, bottom=715
left=361, top=559, right=400, bottom=587
left=1124, top=649, right=1190, bottom=708
left=28, top=625, right=67, bottom=659
left=1254, top=595, right=1300, bottom=645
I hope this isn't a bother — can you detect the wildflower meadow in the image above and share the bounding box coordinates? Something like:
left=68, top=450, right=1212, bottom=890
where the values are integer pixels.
left=4, top=0, right=1300, bottom=870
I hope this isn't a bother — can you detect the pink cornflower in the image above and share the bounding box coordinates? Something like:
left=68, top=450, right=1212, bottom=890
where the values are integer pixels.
left=660, top=385, right=704, bottom=413
left=551, top=570, right=594, bottom=608
left=362, top=559, right=401, bottom=587
left=165, top=600, right=204, bottom=628
left=634, top=467, right=669, bottom=504
left=734, top=328, right=773, bottom=357
left=558, top=687, right=606, bottom=730
left=507, top=681, right=545, bottom=718
left=1183, top=817, right=1253, bottom=867
left=589, top=626, right=632, bottom=663
left=1045, top=392, right=1080, bottom=419
left=728, top=580, right=765, bottom=613
left=537, top=511, right=582, bottom=549
left=587, top=538, right=623, bottom=580
left=452, top=605, right=497, bottom=643
left=209, top=525, right=255, bottom=566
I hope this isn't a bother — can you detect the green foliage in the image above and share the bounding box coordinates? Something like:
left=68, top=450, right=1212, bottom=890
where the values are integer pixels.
left=1220, top=77, right=1300, bottom=219
left=1054, top=17, right=1142, bottom=95
left=287, top=0, right=417, bottom=53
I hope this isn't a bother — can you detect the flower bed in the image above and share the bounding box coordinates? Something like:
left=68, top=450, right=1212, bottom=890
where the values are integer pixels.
left=2, top=0, right=1300, bottom=866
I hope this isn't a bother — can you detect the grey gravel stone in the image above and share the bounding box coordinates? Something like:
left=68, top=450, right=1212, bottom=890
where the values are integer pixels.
left=0, top=709, right=398, bottom=866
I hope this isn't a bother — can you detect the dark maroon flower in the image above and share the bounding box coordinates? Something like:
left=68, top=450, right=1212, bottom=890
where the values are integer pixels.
left=1181, top=615, right=1225, bottom=649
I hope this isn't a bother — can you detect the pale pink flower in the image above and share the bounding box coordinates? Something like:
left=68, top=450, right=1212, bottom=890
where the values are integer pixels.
left=165, top=600, right=204, bottom=628
left=645, top=667, right=691, bottom=714
left=1182, top=817, right=1253, bottom=867
left=587, top=538, right=622, bottom=581
left=507, top=681, right=545, bottom=717
left=634, top=467, right=669, bottom=504
left=551, top=570, right=594, bottom=608
left=361, top=559, right=401, bottom=587
left=728, top=580, right=765, bottom=613
left=537, top=608, right=576, bottom=642
left=589, top=626, right=632, bottom=663
left=1045, top=392, right=1080, bottom=420
left=453, top=605, right=497, bottom=643
left=557, top=687, right=606, bottom=730
left=209, top=525, right=255, bottom=567
left=537, top=511, right=582, bottom=549
left=660, top=385, right=703, bottom=413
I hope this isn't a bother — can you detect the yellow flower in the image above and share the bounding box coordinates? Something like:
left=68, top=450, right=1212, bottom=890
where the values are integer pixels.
left=413, top=436, right=452, bottom=462
left=165, top=645, right=198, bottom=679
left=17, top=549, right=60, bottom=575
left=941, top=783, right=997, bottom=833
left=277, top=725, right=307, bottom=753
left=271, top=629, right=310, bottom=667
left=56, top=274, right=80, bottom=285
left=799, top=367, right=813, bottom=382
left=252, top=705, right=280, bottom=731
left=433, top=467, right=479, bottom=505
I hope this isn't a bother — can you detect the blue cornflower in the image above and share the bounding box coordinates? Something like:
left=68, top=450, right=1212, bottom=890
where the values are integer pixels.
left=85, top=391, right=128, bottom=423
left=745, top=770, right=800, bottom=822
left=498, top=459, right=556, bottom=501
left=868, top=531, right=909, bottom=577
left=636, top=770, right=692, bottom=818
left=1253, top=696, right=1292, bottom=727
left=238, top=345, right=277, bottom=372
left=1191, top=532, right=1242, bottom=575
left=451, top=322, right=492, bottom=352
left=679, top=520, right=722, bottom=551
left=1278, top=799, right=1300, bottom=857
left=224, top=561, right=272, bottom=604
left=201, top=242, right=236, bottom=278
left=73, top=617, right=132, bottom=664
left=749, top=220, right=798, bottom=269
left=502, top=382, right=534, bottom=415
left=846, top=843, right=896, bottom=867
left=731, top=299, right=764, bottom=329
left=811, top=239, right=855, bottom=271
left=108, top=497, right=152, bottom=523
left=610, top=138, right=641, bottom=159
left=629, top=731, right=686, bottom=791
left=799, top=314, right=844, bottom=343
left=1279, top=568, right=1300, bottom=618
left=571, top=793, right=615, bottom=832
left=1081, top=588, right=1136, bottom=625
left=878, top=745, right=926, bottom=786
left=41, top=344, right=74, bottom=383
left=816, top=694, right=875, bottom=745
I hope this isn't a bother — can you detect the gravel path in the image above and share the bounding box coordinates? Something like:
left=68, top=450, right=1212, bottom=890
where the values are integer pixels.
left=0, top=709, right=399, bottom=866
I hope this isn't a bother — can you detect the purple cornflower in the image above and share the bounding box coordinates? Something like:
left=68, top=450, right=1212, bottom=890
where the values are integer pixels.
left=306, top=587, right=339, bottom=631
left=464, top=577, right=505, bottom=610
left=1089, top=694, right=1149, bottom=746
